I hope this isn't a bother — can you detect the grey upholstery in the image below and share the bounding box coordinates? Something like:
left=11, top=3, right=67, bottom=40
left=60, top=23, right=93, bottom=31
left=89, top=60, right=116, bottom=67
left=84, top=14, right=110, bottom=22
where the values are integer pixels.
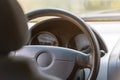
left=0, top=0, right=61, bottom=80
left=108, top=39, right=120, bottom=80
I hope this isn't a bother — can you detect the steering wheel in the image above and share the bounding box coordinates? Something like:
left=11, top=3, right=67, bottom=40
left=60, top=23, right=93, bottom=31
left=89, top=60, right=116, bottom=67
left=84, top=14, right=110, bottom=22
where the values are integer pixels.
left=16, top=8, right=100, bottom=80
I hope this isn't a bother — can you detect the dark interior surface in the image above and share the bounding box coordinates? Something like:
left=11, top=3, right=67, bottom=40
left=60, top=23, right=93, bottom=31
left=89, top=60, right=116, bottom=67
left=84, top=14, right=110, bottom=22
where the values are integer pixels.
left=29, top=18, right=107, bottom=54
left=29, top=18, right=92, bottom=54
left=0, top=0, right=29, bottom=53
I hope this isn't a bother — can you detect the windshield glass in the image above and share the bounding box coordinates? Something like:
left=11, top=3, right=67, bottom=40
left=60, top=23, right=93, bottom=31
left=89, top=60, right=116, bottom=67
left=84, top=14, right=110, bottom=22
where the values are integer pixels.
left=17, top=0, right=120, bottom=14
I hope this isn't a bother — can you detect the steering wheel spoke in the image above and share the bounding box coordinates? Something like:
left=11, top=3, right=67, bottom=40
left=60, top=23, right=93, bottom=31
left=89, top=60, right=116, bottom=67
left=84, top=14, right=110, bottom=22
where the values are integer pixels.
left=15, top=45, right=97, bottom=79
left=76, top=52, right=92, bottom=68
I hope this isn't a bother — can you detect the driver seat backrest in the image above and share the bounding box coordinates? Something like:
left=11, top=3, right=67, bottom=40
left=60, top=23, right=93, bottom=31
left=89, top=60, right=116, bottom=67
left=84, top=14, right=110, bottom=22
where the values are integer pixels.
left=0, top=0, right=60, bottom=80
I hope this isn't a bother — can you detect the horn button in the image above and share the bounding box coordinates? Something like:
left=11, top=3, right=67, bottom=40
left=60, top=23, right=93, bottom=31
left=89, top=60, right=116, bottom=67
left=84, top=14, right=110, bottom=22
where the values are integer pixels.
left=36, top=52, right=53, bottom=67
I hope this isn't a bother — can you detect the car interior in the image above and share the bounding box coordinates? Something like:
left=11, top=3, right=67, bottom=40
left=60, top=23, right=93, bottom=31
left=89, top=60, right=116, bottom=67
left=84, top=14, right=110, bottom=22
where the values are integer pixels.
left=1, top=0, right=120, bottom=80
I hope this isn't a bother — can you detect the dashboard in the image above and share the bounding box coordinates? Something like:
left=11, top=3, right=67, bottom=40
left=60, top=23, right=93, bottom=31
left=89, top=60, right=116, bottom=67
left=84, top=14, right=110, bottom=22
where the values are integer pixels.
left=28, top=18, right=107, bottom=54
left=27, top=15, right=120, bottom=80
left=23, top=14, right=114, bottom=79
left=27, top=18, right=120, bottom=80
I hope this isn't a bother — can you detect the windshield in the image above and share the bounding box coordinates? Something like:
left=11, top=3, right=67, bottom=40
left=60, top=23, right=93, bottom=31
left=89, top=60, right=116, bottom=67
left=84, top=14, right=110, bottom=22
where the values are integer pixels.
left=17, top=0, right=120, bottom=14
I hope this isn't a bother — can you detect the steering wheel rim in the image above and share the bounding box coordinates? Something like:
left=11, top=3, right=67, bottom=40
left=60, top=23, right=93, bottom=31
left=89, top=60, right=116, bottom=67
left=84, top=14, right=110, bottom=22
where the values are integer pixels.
left=26, top=8, right=100, bottom=80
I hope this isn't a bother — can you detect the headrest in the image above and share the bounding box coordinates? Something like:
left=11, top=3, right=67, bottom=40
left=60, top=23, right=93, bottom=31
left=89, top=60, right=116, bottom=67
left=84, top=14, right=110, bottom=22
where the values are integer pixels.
left=0, top=0, right=29, bottom=53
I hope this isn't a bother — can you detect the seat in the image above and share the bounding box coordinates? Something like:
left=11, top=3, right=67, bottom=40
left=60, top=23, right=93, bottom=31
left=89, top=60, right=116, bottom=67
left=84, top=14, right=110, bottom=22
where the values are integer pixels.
left=0, top=0, right=60, bottom=80
left=108, top=39, right=120, bottom=80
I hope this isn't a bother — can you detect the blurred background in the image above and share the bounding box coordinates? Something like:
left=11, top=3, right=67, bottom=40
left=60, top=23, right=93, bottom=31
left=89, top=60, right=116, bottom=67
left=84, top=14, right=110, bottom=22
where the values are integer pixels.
left=17, top=0, right=120, bottom=14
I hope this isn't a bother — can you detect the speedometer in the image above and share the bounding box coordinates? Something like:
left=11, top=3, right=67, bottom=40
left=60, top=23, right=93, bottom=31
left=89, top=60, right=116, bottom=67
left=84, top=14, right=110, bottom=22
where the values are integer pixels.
left=37, top=32, right=59, bottom=46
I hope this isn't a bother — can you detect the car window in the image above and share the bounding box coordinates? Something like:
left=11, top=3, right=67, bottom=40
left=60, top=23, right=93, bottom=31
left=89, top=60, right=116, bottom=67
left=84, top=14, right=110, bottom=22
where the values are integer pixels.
left=17, top=0, right=120, bottom=14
